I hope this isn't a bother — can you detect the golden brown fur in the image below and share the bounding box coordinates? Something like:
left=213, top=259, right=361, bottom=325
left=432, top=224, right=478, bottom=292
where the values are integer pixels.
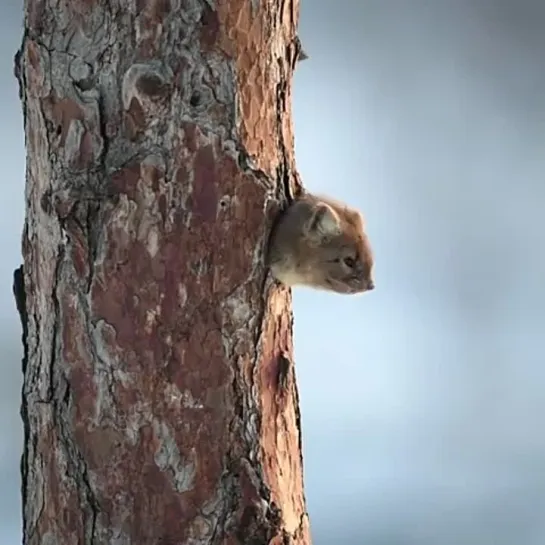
left=266, top=193, right=375, bottom=294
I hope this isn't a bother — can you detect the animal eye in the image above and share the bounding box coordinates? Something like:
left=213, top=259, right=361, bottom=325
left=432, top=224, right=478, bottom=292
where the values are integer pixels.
left=343, top=256, right=356, bottom=268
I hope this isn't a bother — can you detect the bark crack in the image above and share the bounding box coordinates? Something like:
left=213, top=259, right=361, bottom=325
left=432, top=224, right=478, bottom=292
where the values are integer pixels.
left=275, top=62, right=295, bottom=206
left=97, top=89, right=110, bottom=169
left=13, top=265, right=31, bottom=539
left=50, top=241, right=100, bottom=543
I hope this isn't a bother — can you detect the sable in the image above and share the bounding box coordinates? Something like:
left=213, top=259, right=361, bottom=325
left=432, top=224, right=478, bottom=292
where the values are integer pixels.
left=267, top=192, right=375, bottom=295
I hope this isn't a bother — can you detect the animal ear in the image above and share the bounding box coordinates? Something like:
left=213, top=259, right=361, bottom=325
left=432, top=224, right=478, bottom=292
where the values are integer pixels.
left=347, top=208, right=365, bottom=227
left=306, top=203, right=341, bottom=238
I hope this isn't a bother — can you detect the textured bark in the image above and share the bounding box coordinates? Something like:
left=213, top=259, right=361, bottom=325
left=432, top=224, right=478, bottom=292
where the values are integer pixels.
left=15, top=0, right=309, bottom=543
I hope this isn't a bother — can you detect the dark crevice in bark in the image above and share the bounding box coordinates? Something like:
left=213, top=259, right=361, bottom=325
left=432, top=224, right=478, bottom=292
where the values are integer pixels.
left=275, top=62, right=295, bottom=208
left=292, top=362, right=304, bottom=472
left=48, top=243, right=63, bottom=403
left=13, top=265, right=31, bottom=536
left=276, top=352, right=291, bottom=395
left=97, top=89, right=111, bottom=169
left=13, top=266, right=28, bottom=374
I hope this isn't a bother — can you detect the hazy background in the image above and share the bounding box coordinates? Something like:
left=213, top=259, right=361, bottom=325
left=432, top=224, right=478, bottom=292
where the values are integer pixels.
left=2, top=1, right=545, bottom=544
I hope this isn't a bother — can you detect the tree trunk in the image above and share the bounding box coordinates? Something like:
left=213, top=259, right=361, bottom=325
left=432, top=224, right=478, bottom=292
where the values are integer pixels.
left=14, top=0, right=310, bottom=543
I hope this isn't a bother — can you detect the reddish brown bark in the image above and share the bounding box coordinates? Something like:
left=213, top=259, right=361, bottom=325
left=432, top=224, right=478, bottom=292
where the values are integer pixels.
left=15, top=0, right=310, bottom=543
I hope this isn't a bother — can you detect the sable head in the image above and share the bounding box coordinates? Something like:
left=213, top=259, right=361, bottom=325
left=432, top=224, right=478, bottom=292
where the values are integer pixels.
left=302, top=201, right=375, bottom=294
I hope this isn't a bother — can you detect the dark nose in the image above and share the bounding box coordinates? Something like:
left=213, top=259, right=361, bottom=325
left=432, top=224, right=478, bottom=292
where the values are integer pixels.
left=367, top=280, right=375, bottom=291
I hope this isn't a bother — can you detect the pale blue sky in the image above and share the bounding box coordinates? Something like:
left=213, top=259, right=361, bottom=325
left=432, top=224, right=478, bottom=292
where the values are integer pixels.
left=2, top=1, right=545, bottom=544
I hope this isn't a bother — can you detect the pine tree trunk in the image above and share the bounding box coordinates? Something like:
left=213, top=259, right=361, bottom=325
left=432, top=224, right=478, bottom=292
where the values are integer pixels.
left=14, top=0, right=310, bottom=543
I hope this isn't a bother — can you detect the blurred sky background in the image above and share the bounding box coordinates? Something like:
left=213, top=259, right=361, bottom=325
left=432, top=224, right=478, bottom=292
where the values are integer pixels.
left=2, top=1, right=545, bottom=544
